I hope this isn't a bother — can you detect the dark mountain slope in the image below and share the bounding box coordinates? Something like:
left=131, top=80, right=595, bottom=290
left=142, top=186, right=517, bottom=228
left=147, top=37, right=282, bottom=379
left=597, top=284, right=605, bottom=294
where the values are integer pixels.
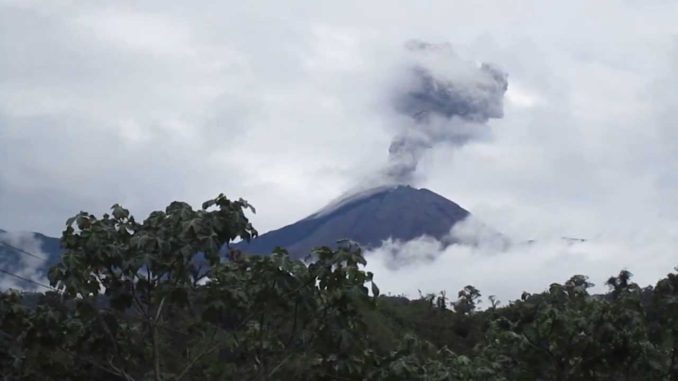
left=235, top=185, right=471, bottom=258
left=1, top=186, right=476, bottom=278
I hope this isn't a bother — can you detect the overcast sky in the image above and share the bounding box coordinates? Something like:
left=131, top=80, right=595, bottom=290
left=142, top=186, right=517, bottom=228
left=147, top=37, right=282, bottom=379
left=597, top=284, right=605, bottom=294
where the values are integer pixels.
left=1, top=0, right=677, bottom=299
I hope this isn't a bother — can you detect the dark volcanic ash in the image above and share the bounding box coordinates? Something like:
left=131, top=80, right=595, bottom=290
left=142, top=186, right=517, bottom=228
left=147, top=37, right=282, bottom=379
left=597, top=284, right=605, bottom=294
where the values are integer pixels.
left=385, top=41, right=509, bottom=184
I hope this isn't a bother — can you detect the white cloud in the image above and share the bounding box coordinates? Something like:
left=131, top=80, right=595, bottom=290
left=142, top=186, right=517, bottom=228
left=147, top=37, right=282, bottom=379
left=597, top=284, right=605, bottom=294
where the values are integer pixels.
left=1, top=0, right=677, bottom=296
left=365, top=226, right=678, bottom=305
left=0, top=231, right=50, bottom=290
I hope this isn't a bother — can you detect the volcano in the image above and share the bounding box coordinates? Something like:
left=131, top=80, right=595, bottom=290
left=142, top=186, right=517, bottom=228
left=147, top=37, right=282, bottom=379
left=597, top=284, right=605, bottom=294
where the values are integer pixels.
left=0, top=186, right=478, bottom=285
left=234, top=185, right=472, bottom=258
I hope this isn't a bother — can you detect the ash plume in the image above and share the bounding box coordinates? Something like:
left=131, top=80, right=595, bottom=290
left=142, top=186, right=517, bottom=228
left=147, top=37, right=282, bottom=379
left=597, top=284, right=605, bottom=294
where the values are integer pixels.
left=384, top=41, right=508, bottom=184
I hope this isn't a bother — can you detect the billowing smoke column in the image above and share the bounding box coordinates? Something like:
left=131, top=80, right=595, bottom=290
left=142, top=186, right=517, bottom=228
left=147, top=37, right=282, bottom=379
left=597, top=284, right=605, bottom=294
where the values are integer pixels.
left=385, top=41, right=509, bottom=184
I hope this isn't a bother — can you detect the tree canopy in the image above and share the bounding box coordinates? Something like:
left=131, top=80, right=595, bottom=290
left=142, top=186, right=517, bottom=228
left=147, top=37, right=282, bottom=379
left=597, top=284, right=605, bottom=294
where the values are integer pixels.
left=1, top=194, right=677, bottom=380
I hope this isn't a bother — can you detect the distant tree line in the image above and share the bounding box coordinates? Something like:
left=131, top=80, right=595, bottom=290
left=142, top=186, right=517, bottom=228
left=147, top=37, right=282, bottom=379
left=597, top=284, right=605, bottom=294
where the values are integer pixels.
left=1, top=194, right=677, bottom=380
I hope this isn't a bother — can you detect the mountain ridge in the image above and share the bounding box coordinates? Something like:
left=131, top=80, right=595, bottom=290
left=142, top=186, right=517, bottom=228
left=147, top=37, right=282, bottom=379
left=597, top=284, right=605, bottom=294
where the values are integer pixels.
left=234, top=185, right=472, bottom=258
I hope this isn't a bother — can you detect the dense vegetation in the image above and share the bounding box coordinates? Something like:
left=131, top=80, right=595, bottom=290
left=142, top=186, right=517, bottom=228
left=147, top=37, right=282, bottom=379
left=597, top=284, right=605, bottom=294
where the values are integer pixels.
left=1, top=194, right=677, bottom=380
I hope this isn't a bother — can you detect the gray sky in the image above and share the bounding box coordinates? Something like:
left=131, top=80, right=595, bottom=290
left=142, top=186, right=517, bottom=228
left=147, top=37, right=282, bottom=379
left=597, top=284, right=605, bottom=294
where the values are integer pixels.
left=1, top=0, right=677, bottom=299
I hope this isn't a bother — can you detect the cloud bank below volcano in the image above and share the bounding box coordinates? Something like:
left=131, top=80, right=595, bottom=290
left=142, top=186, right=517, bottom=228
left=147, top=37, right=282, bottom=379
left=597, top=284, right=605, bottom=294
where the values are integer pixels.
left=365, top=216, right=678, bottom=306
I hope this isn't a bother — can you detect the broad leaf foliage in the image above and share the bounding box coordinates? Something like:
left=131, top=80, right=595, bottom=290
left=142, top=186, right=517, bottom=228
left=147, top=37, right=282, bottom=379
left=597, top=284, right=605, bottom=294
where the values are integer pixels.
left=1, top=195, right=677, bottom=380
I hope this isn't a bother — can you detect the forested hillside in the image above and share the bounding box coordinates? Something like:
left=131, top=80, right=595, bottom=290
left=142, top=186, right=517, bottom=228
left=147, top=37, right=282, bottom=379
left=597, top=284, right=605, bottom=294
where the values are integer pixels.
left=1, top=195, right=677, bottom=380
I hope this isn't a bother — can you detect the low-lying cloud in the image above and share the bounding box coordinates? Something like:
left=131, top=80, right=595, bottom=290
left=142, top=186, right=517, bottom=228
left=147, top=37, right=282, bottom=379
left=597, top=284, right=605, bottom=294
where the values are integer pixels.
left=365, top=216, right=678, bottom=306
left=0, top=231, right=50, bottom=291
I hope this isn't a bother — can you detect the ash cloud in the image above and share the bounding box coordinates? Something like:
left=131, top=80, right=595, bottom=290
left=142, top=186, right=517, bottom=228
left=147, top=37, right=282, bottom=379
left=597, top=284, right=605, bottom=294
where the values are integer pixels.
left=384, top=41, right=508, bottom=184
